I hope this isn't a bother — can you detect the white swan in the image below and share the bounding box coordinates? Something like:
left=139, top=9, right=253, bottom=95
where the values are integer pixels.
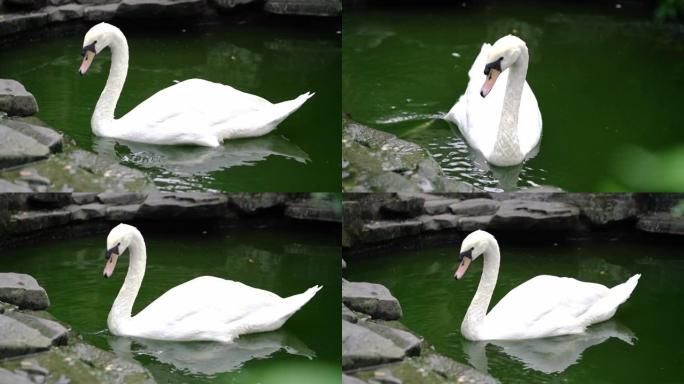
left=445, top=35, right=542, bottom=166
left=102, top=223, right=321, bottom=343
left=454, top=230, right=640, bottom=341
left=79, top=23, right=313, bottom=147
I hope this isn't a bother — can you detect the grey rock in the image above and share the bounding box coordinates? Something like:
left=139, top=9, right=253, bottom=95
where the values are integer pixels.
left=76, top=0, right=118, bottom=4
left=457, top=215, right=492, bottom=232
left=362, top=321, right=421, bottom=357
left=5, top=311, right=68, bottom=346
left=44, top=3, right=85, bottom=22
left=117, top=0, right=205, bottom=18
left=432, top=214, right=459, bottom=229
left=49, top=0, right=74, bottom=5
left=264, top=0, right=341, bottom=16
left=342, top=305, right=358, bottom=323
left=0, top=367, right=34, bottom=384
left=556, top=193, right=638, bottom=226
left=72, top=192, right=98, bottom=205
left=490, top=200, right=580, bottom=231
left=0, top=314, right=51, bottom=358
left=0, top=125, right=50, bottom=169
left=637, top=212, right=684, bottom=235
left=83, top=3, right=119, bottom=21
left=105, top=204, right=140, bottom=221
left=0, top=13, right=49, bottom=37
left=361, top=220, right=422, bottom=244
left=228, top=193, right=290, bottom=212
left=27, top=193, right=71, bottom=208
left=4, top=0, right=46, bottom=9
left=380, top=194, right=424, bottom=219
left=210, top=0, right=256, bottom=9
left=424, top=199, right=459, bottom=215
left=343, top=374, right=367, bottom=384
left=285, top=198, right=340, bottom=222
left=69, top=203, right=106, bottom=221
left=449, top=198, right=500, bottom=216
left=0, top=80, right=38, bottom=116
left=138, top=193, right=228, bottom=220
left=342, top=281, right=402, bottom=320
left=0, top=179, right=32, bottom=192
left=18, top=173, right=50, bottom=186
left=0, top=273, right=49, bottom=310
left=97, top=191, right=147, bottom=206
left=8, top=210, right=70, bottom=234
left=342, top=320, right=404, bottom=370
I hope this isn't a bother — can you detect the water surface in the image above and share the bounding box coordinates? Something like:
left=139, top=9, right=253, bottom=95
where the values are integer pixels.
left=342, top=2, right=684, bottom=191
left=0, top=224, right=340, bottom=384
left=0, top=17, right=340, bottom=192
left=345, top=233, right=684, bottom=383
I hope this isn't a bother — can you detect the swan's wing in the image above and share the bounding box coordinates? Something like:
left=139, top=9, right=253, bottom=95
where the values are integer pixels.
left=517, top=83, right=543, bottom=156
left=483, top=275, right=609, bottom=339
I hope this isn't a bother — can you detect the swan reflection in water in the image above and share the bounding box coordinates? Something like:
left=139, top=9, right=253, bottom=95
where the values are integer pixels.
left=107, top=330, right=315, bottom=375
left=463, top=320, right=636, bottom=374
left=94, top=134, right=310, bottom=187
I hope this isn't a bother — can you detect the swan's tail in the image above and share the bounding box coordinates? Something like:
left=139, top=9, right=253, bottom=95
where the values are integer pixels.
left=582, top=274, right=640, bottom=327
left=268, top=92, right=315, bottom=126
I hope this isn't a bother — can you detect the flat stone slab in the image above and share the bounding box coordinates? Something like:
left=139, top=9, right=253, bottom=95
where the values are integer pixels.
left=97, top=191, right=147, bottom=206
left=2, top=118, right=62, bottom=153
left=342, top=320, right=404, bottom=370
left=457, top=215, right=493, bottom=232
left=637, top=212, right=684, bottom=235
left=0, top=125, right=50, bottom=169
left=117, top=0, right=204, bottom=18
left=265, top=0, right=341, bottom=16
left=343, top=374, right=367, bottom=384
left=0, top=274, right=49, bottom=310
left=68, top=203, right=107, bottom=221
left=0, top=12, right=49, bottom=37
left=490, top=200, right=580, bottom=231
left=138, top=192, right=228, bottom=219
left=361, top=220, right=423, bottom=243
left=8, top=210, right=71, bottom=234
left=4, top=311, right=68, bottom=346
left=450, top=198, right=500, bottom=216
left=285, top=198, right=340, bottom=222
left=424, top=199, right=459, bottom=215
left=0, top=80, right=38, bottom=117
left=342, top=305, right=358, bottom=323
left=0, top=314, right=51, bottom=358
left=0, top=367, right=35, bottom=384
left=342, top=281, right=402, bottom=320
left=362, top=321, right=421, bottom=357
left=44, top=4, right=85, bottom=22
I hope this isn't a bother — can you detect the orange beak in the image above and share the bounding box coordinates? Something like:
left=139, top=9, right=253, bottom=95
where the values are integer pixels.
left=103, top=252, right=118, bottom=278
left=79, top=50, right=95, bottom=76
left=480, top=68, right=501, bottom=98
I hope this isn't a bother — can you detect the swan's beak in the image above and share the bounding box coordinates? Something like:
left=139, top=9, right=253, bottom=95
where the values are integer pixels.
left=454, top=249, right=473, bottom=280
left=480, top=68, right=500, bottom=98
left=79, top=50, right=95, bottom=76
left=103, top=244, right=119, bottom=278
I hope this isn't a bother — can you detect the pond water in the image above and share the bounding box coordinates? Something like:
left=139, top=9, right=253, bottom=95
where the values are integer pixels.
left=342, top=2, right=684, bottom=191
left=345, top=233, right=684, bottom=383
left=0, top=16, right=340, bottom=192
left=0, top=223, right=341, bottom=384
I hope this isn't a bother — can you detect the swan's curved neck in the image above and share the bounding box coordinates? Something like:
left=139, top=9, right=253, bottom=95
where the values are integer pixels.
left=92, top=30, right=128, bottom=137
left=462, top=237, right=500, bottom=336
left=491, top=46, right=528, bottom=164
left=107, top=229, right=146, bottom=331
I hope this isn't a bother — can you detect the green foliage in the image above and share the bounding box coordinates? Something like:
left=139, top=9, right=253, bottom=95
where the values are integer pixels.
left=656, top=0, right=684, bottom=21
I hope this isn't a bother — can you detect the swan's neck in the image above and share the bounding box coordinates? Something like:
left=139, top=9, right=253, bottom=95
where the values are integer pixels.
left=462, top=238, right=500, bottom=337
left=491, top=47, right=528, bottom=164
left=92, top=31, right=128, bottom=137
left=107, top=231, right=146, bottom=331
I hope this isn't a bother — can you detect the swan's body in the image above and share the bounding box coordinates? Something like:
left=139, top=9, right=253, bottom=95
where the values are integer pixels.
left=103, top=224, right=321, bottom=343
left=445, top=35, right=542, bottom=166
left=454, top=230, right=639, bottom=341
left=80, top=23, right=313, bottom=147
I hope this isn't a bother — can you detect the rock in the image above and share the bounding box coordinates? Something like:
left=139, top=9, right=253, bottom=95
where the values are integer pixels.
left=342, top=305, right=358, bottom=323
left=636, top=212, right=684, bottom=235
left=264, top=0, right=341, bottom=16
left=105, top=204, right=139, bottom=221
left=342, top=320, right=404, bottom=370
left=457, top=215, right=492, bottom=232
left=210, top=0, right=256, bottom=10
left=0, top=314, right=51, bottom=358
left=0, top=179, right=32, bottom=193
left=0, top=13, right=49, bottom=37
left=0, top=80, right=38, bottom=117
left=27, top=193, right=71, bottom=209
left=417, top=214, right=459, bottom=231
left=228, top=193, right=290, bottom=212
left=49, top=0, right=74, bottom=5
left=490, top=200, right=580, bottom=231
left=44, top=3, right=85, bottom=22
left=4, top=312, right=68, bottom=346
left=362, top=321, right=421, bottom=357
left=4, top=0, right=46, bottom=9
left=69, top=203, right=106, bottom=221
left=72, top=192, right=98, bottom=205
left=343, top=374, right=367, bottom=384
left=84, top=3, right=119, bottom=21
left=0, top=125, right=50, bottom=169
left=342, top=281, right=402, bottom=320
left=361, top=220, right=422, bottom=243
left=449, top=198, right=500, bottom=216
left=556, top=193, right=638, bottom=226
left=76, top=0, right=118, bottom=4
left=285, top=198, right=340, bottom=222
left=97, top=191, right=147, bottom=206
left=0, top=367, right=34, bottom=384
left=137, top=192, right=228, bottom=220
left=423, top=199, right=459, bottom=215
left=8, top=210, right=71, bottom=234
left=117, top=0, right=205, bottom=18
left=0, top=273, right=50, bottom=310
left=380, top=194, right=424, bottom=219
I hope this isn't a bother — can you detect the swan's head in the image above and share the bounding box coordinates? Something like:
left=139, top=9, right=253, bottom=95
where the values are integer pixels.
left=480, top=35, right=527, bottom=97
left=79, top=22, right=121, bottom=76
left=103, top=223, right=137, bottom=278
left=454, top=230, right=494, bottom=280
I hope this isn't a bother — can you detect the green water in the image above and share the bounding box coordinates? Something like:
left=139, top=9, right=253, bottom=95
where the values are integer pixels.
left=0, top=224, right=341, bottom=383
left=345, top=233, right=684, bottom=383
left=342, top=2, right=684, bottom=191
left=0, top=18, right=340, bottom=192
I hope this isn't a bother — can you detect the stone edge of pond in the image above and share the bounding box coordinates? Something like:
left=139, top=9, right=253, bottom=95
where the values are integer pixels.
left=342, top=115, right=483, bottom=193
left=0, top=272, right=156, bottom=384
left=342, top=192, right=684, bottom=253
left=0, top=192, right=341, bottom=247
left=341, top=278, right=497, bottom=384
